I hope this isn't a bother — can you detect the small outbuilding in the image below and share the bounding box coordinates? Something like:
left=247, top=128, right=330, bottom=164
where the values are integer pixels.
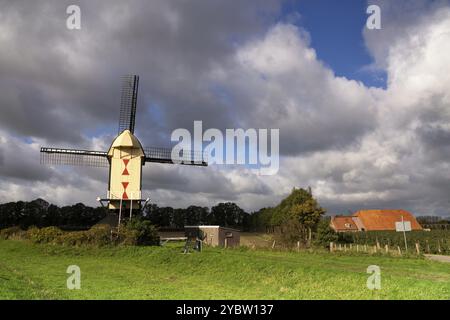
left=185, top=226, right=240, bottom=248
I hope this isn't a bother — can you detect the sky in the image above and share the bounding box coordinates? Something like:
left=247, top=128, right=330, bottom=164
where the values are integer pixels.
left=1, top=0, right=450, bottom=216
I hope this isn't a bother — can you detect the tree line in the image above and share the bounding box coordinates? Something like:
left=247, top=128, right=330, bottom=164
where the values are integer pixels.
left=0, top=199, right=105, bottom=230
left=144, top=202, right=252, bottom=230
left=0, top=187, right=328, bottom=242
left=0, top=199, right=256, bottom=231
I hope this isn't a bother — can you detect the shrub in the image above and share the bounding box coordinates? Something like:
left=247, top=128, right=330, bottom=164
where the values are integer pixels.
left=26, top=226, right=63, bottom=244
left=3, top=220, right=159, bottom=247
left=114, top=227, right=139, bottom=246
left=85, top=224, right=112, bottom=246
left=53, top=225, right=112, bottom=247
left=0, top=226, right=24, bottom=240
left=54, top=231, right=88, bottom=246
left=124, top=218, right=159, bottom=246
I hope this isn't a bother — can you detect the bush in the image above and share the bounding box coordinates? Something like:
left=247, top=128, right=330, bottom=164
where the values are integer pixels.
left=85, top=224, right=112, bottom=246
left=114, top=227, right=139, bottom=246
left=0, top=226, right=24, bottom=240
left=26, top=226, right=63, bottom=244
left=124, top=218, right=159, bottom=246
left=54, top=231, right=88, bottom=246
left=52, top=225, right=112, bottom=247
left=2, top=220, right=160, bottom=247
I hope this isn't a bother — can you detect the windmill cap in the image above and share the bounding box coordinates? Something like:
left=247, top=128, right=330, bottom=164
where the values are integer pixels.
left=108, top=130, right=144, bottom=156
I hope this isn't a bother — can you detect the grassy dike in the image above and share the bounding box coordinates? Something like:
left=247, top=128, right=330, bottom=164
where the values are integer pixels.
left=0, top=239, right=448, bottom=300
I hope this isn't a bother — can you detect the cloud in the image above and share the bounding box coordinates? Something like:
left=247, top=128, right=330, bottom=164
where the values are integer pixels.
left=1, top=0, right=450, bottom=216
left=209, top=23, right=380, bottom=155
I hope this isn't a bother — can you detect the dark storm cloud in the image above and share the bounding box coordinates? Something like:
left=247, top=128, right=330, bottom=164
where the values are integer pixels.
left=0, top=0, right=280, bottom=146
left=0, top=137, right=52, bottom=182
left=0, top=0, right=282, bottom=206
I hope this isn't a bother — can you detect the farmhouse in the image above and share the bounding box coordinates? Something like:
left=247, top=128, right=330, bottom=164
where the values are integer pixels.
left=185, top=226, right=240, bottom=247
left=331, top=209, right=423, bottom=232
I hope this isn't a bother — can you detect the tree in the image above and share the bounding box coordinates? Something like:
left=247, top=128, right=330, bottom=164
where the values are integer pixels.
left=289, top=197, right=326, bottom=243
left=270, top=188, right=314, bottom=226
left=270, top=188, right=326, bottom=246
left=185, top=206, right=209, bottom=226
left=315, top=217, right=338, bottom=248
left=210, top=203, right=247, bottom=228
left=146, top=204, right=172, bottom=227
left=172, top=208, right=186, bottom=228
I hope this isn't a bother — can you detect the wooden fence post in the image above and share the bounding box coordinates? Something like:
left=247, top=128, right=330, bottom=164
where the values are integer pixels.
left=356, top=244, right=359, bottom=252
left=330, top=242, right=334, bottom=252
left=385, top=245, right=389, bottom=254
left=397, top=246, right=402, bottom=256
left=438, top=240, right=441, bottom=253
left=272, top=240, right=276, bottom=249
left=297, top=241, right=300, bottom=252
left=415, top=242, right=420, bottom=255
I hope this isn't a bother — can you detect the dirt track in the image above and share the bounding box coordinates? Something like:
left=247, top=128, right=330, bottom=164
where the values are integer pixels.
left=425, top=254, right=450, bottom=263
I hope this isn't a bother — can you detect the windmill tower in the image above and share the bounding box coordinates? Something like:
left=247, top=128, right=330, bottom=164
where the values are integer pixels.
left=40, top=75, right=207, bottom=223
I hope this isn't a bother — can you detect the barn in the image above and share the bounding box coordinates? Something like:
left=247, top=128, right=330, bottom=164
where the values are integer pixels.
left=185, top=226, right=240, bottom=248
left=331, top=209, right=423, bottom=232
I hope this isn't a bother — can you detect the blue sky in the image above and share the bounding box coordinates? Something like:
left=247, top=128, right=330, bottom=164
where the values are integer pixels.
left=281, top=0, right=386, bottom=88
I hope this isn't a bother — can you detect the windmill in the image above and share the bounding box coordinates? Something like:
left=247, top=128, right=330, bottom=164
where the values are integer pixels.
left=40, top=75, right=207, bottom=224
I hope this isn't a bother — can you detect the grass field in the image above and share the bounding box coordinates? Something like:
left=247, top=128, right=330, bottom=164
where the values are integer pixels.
left=0, top=239, right=449, bottom=300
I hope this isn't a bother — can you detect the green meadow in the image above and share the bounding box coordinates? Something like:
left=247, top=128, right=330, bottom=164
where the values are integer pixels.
left=0, top=239, right=448, bottom=300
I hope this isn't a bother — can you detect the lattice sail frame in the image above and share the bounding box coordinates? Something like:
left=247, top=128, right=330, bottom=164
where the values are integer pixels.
left=144, top=147, right=208, bottom=166
left=40, top=147, right=109, bottom=167
left=118, top=75, right=139, bottom=134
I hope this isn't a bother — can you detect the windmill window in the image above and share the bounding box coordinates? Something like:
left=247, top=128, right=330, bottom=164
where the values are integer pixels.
left=345, top=223, right=351, bottom=228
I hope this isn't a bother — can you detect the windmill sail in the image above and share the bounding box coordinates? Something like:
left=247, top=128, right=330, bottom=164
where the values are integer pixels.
left=118, top=75, right=139, bottom=134
left=144, top=147, right=207, bottom=166
left=40, top=147, right=109, bottom=167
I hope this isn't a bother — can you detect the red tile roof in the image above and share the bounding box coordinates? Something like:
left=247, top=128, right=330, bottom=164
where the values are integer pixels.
left=353, top=209, right=422, bottom=231
left=331, top=216, right=359, bottom=232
